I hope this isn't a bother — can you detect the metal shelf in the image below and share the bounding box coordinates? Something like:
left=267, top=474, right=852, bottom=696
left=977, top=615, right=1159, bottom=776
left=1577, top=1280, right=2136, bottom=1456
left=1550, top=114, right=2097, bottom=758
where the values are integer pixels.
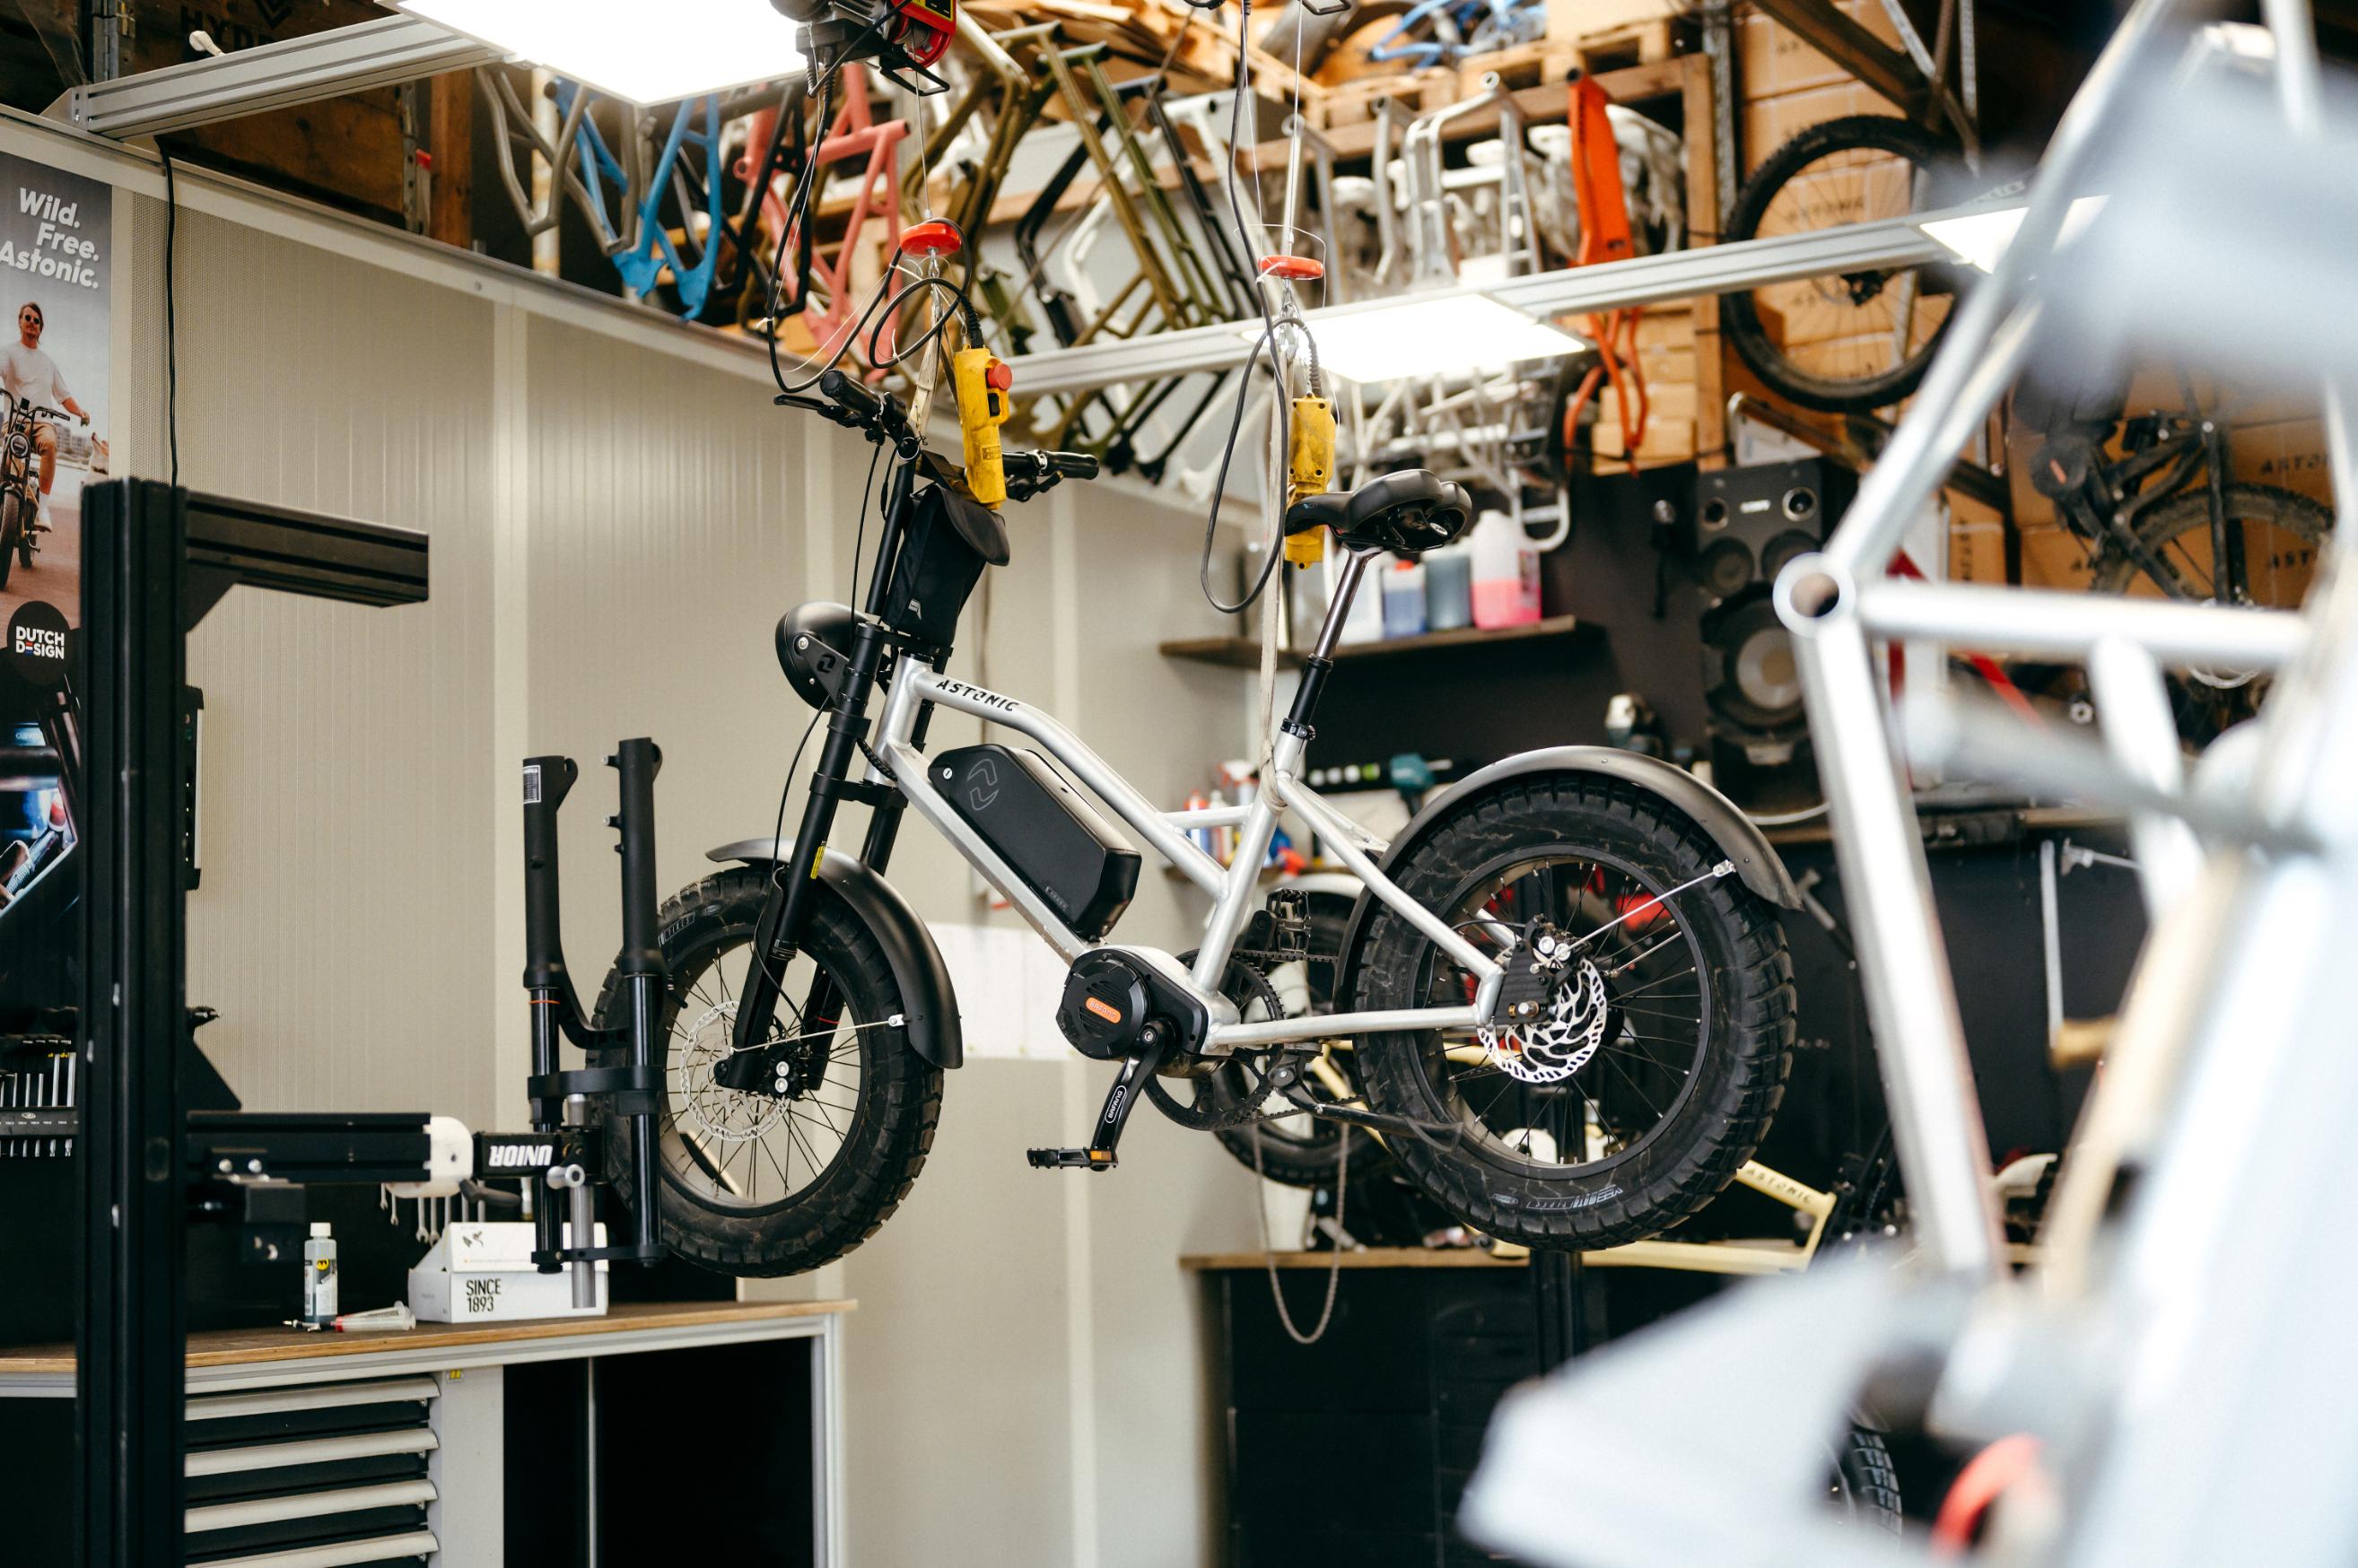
left=1159, top=613, right=1587, bottom=670
left=54, top=15, right=505, bottom=141
left=1010, top=198, right=2004, bottom=396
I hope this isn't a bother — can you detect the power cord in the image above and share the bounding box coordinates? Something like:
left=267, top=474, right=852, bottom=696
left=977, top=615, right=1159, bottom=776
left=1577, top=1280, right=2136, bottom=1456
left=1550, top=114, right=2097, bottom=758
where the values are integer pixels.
left=1195, top=0, right=1297, bottom=618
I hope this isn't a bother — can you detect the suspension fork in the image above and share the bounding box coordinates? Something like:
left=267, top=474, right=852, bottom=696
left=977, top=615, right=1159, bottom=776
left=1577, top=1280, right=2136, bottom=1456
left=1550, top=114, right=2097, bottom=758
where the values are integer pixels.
left=728, top=465, right=917, bottom=1062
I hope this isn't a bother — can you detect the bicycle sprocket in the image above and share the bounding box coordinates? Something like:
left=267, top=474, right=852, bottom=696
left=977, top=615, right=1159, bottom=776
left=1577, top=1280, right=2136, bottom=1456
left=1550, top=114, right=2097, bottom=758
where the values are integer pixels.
left=1147, top=954, right=1297, bottom=1131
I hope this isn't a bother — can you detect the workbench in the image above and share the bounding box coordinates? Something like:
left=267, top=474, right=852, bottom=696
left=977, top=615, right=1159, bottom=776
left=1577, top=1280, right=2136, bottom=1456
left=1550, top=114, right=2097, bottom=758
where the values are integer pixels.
left=0, top=1298, right=852, bottom=1567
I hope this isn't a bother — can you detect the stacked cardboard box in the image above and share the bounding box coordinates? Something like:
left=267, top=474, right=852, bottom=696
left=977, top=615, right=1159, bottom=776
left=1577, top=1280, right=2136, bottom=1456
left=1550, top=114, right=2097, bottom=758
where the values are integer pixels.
left=1587, top=304, right=1700, bottom=466
left=1734, top=1, right=1908, bottom=176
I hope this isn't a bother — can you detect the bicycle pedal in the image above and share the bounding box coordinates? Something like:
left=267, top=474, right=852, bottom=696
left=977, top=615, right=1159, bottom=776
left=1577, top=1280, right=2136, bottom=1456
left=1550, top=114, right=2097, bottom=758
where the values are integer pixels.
left=1026, top=1146, right=1116, bottom=1172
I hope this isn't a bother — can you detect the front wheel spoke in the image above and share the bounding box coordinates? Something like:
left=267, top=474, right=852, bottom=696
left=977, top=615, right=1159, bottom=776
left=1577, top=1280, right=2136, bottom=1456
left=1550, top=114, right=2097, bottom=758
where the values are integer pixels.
left=782, top=1114, right=828, bottom=1180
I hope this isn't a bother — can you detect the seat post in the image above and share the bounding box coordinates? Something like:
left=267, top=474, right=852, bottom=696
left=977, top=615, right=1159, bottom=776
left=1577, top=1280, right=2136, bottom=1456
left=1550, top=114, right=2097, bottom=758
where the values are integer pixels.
left=1282, top=548, right=1376, bottom=739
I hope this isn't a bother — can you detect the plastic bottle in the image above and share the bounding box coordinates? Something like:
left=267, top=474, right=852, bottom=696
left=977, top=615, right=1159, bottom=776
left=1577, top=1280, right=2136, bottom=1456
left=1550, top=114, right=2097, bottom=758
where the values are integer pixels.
left=1424, top=540, right=1473, bottom=631
left=303, top=1222, right=338, bottom=1326
left=1380, top=557, right=1428, bottom=638
left=1470, top=510, right=1542, bottom=628
left=1332, top=549, right=1385, bottom=645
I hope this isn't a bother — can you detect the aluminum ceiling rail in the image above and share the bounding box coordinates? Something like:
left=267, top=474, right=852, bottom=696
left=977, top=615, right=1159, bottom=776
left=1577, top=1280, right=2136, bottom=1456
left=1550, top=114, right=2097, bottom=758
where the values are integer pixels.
left=1011, top=199, right=2007, bottom=396
left=52, top=14, right=504, bottom=140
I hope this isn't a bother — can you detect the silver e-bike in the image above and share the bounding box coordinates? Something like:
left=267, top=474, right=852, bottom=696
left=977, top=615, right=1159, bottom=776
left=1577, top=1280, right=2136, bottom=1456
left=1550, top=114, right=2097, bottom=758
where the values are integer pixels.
left=592, top=370, right=1804, bottom=1276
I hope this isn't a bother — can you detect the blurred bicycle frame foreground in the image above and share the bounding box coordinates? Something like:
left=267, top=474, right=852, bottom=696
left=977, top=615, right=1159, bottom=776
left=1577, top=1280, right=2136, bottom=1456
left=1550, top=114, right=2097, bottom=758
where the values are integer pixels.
left=1463, top=4, right=2358, bottom=1566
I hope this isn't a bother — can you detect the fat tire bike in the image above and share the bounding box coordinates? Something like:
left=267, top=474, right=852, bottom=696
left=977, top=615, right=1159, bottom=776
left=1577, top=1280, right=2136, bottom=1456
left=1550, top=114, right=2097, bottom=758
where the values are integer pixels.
left=0, top=394, right=71, bottom=590
left=604, top=373, right=1803, bottom=1275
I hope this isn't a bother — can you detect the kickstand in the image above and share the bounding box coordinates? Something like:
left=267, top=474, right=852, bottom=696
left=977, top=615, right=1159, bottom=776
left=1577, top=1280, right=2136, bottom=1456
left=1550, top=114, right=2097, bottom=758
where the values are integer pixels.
left=1028, top=1032, right=1170, bottom=1172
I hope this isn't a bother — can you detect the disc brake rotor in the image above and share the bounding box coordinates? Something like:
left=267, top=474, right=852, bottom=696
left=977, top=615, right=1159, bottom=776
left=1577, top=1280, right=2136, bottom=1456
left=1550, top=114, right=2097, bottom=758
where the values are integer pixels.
left=677, top=999, right=788, bottom=1145
left=1479, top=954, right=1610, bottom=1085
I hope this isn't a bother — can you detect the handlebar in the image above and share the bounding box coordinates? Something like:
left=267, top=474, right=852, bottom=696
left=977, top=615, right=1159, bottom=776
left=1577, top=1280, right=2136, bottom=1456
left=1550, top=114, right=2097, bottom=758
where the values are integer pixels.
left=1002, top=449, right=1099, bottom=503
left=775, top=370, right=913, bottom=450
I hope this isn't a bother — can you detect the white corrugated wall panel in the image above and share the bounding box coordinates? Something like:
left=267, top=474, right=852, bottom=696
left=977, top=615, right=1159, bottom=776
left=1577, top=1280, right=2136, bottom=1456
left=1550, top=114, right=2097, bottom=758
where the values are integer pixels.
left=124, top=202, right=501, bottom=1127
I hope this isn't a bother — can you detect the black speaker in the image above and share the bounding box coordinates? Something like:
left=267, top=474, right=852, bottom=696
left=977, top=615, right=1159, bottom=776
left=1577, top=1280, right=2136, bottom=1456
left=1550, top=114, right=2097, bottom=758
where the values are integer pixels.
left=1689, top=458, right=1855, bottom=606
left=1689, top=461, right=1854, bottom=817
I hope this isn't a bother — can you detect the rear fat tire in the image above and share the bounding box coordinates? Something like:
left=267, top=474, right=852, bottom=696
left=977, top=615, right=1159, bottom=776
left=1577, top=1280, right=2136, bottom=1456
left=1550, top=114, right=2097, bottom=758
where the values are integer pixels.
left=592, top=865, right=943, bottom=1278
left=1349, top=777, right=1795, bottom=1249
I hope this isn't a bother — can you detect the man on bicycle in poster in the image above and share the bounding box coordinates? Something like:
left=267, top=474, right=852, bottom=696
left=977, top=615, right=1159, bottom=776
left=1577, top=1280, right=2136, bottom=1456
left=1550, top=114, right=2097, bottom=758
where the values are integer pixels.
left=0, top=300, right=91, bottom=536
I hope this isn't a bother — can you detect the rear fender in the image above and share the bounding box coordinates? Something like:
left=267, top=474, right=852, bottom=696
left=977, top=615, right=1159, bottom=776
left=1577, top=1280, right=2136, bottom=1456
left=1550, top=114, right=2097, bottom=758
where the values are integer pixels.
left=1332, top=746, right=1799, bottom=1005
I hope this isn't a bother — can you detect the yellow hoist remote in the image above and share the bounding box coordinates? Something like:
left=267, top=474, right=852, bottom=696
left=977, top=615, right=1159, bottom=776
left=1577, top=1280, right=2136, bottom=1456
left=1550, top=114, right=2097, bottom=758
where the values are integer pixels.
left=1285, top=395, right=1335, bottom=564
left=953, top=344, right=1014, bottom=508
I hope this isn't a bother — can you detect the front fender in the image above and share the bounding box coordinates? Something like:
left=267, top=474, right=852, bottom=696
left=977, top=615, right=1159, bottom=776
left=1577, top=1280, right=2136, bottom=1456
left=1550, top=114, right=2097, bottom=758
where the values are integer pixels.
left=705, top=839, right=964, bottom=1069
left=1332, top=746, right=1800, bottom=1005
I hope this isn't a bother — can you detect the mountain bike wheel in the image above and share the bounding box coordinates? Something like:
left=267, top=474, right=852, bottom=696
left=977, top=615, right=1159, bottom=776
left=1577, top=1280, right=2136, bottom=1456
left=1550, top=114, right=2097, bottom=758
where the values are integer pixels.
left=2090, top=482, right=2333, bottom=738
left=1722, top=116, right=1961, bottom=414
left=1349, top=776, right=1795, bottom=1250
left=590, top=865, right=942, bottom=1277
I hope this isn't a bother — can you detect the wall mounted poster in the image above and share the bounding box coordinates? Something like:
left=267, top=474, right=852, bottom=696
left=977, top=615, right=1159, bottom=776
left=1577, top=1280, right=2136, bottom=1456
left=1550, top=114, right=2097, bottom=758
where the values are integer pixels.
left=0, top=148, right=108, bottom=1005
left=0, top=150, right=109, bottom=635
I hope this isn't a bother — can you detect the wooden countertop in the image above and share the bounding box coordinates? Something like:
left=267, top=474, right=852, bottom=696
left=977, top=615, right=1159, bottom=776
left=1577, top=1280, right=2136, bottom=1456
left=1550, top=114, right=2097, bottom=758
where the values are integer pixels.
left=1185, top=1240, right=1814, bottom=1276
left=0, top=1298, right=855, bottom=1376
left=1183, top=1247, right=1520, bottom=1271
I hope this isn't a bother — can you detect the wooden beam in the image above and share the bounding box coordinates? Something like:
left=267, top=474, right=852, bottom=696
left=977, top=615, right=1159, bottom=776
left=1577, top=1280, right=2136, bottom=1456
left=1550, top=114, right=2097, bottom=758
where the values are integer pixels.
left=426, top=70, right=473, bottom=249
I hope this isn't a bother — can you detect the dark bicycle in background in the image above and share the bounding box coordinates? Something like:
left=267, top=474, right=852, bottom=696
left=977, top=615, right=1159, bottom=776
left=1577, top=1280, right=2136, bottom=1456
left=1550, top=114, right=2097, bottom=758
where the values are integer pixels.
left=2014, top=373, right=2334, bottom=739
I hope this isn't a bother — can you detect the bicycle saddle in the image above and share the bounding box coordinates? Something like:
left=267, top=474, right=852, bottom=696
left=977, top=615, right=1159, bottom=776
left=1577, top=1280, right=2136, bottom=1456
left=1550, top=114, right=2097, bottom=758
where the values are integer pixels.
left=1285, top=468, right=1472, bottom=557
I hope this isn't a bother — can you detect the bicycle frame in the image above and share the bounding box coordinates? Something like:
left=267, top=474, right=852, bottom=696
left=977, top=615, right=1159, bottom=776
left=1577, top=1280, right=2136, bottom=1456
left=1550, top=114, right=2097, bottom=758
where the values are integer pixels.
left=868, top=644, right=1505, bottom=1053
left=728, top=460, right=1504, bottom=1064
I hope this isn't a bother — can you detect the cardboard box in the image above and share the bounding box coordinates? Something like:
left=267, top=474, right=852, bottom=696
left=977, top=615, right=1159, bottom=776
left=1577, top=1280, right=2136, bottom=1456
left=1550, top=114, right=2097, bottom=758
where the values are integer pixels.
left=1593, top=414, right=1697, bottom=465
left=1739, top=80, right=1893, bottom=175
left=1736, top=0, right=1905, bottom=101
left=1599, top=378, right=1699, bottom=423
left=2017, top=525, right=2096, bottom=591
left=1544, top=0, right=1680, bottom=48
left=2230, top=417, right=2333, bottom=504
left=409, top=1221, right=610, bottom=1323
left=1948, top=492, right=2007, bottom=585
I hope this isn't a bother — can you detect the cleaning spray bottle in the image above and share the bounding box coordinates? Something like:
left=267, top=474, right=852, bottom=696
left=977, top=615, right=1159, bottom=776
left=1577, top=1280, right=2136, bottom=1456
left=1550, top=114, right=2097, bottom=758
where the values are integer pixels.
left=1470, top=509, right=1542, bottom=628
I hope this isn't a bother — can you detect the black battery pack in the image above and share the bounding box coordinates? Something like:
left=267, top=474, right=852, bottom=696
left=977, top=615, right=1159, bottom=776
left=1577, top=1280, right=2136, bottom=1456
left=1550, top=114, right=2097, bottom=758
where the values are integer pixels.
left=934, top=744, right=1140, bottom=940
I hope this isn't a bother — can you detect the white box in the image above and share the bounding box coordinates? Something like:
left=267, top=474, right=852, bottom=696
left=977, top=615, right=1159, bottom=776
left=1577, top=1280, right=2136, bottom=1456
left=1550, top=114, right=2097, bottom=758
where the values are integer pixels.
left=407, top=1221, right=610, bottom=1323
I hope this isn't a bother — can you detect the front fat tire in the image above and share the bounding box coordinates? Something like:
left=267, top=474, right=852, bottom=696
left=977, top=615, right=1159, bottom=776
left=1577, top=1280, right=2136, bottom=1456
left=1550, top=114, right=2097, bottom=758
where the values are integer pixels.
left=1349, top=777, right=1795, bottom=1250
left=591, top=866, right=943, bottom=1278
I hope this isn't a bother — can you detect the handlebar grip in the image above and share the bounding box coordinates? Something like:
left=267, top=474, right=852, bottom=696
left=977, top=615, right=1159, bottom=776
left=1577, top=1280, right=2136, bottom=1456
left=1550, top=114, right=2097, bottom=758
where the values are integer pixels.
left=1045, top=451, right=1099, bottom=481
left=820, top=369, right=882, bottom=422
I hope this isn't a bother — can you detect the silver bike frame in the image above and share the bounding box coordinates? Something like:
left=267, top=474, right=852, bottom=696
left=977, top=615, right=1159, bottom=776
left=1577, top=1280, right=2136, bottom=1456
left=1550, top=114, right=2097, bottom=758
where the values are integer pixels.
left=1773, top=0, right=2338, bottom=1284
left=866, top=574, right=1504, bottom=1051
